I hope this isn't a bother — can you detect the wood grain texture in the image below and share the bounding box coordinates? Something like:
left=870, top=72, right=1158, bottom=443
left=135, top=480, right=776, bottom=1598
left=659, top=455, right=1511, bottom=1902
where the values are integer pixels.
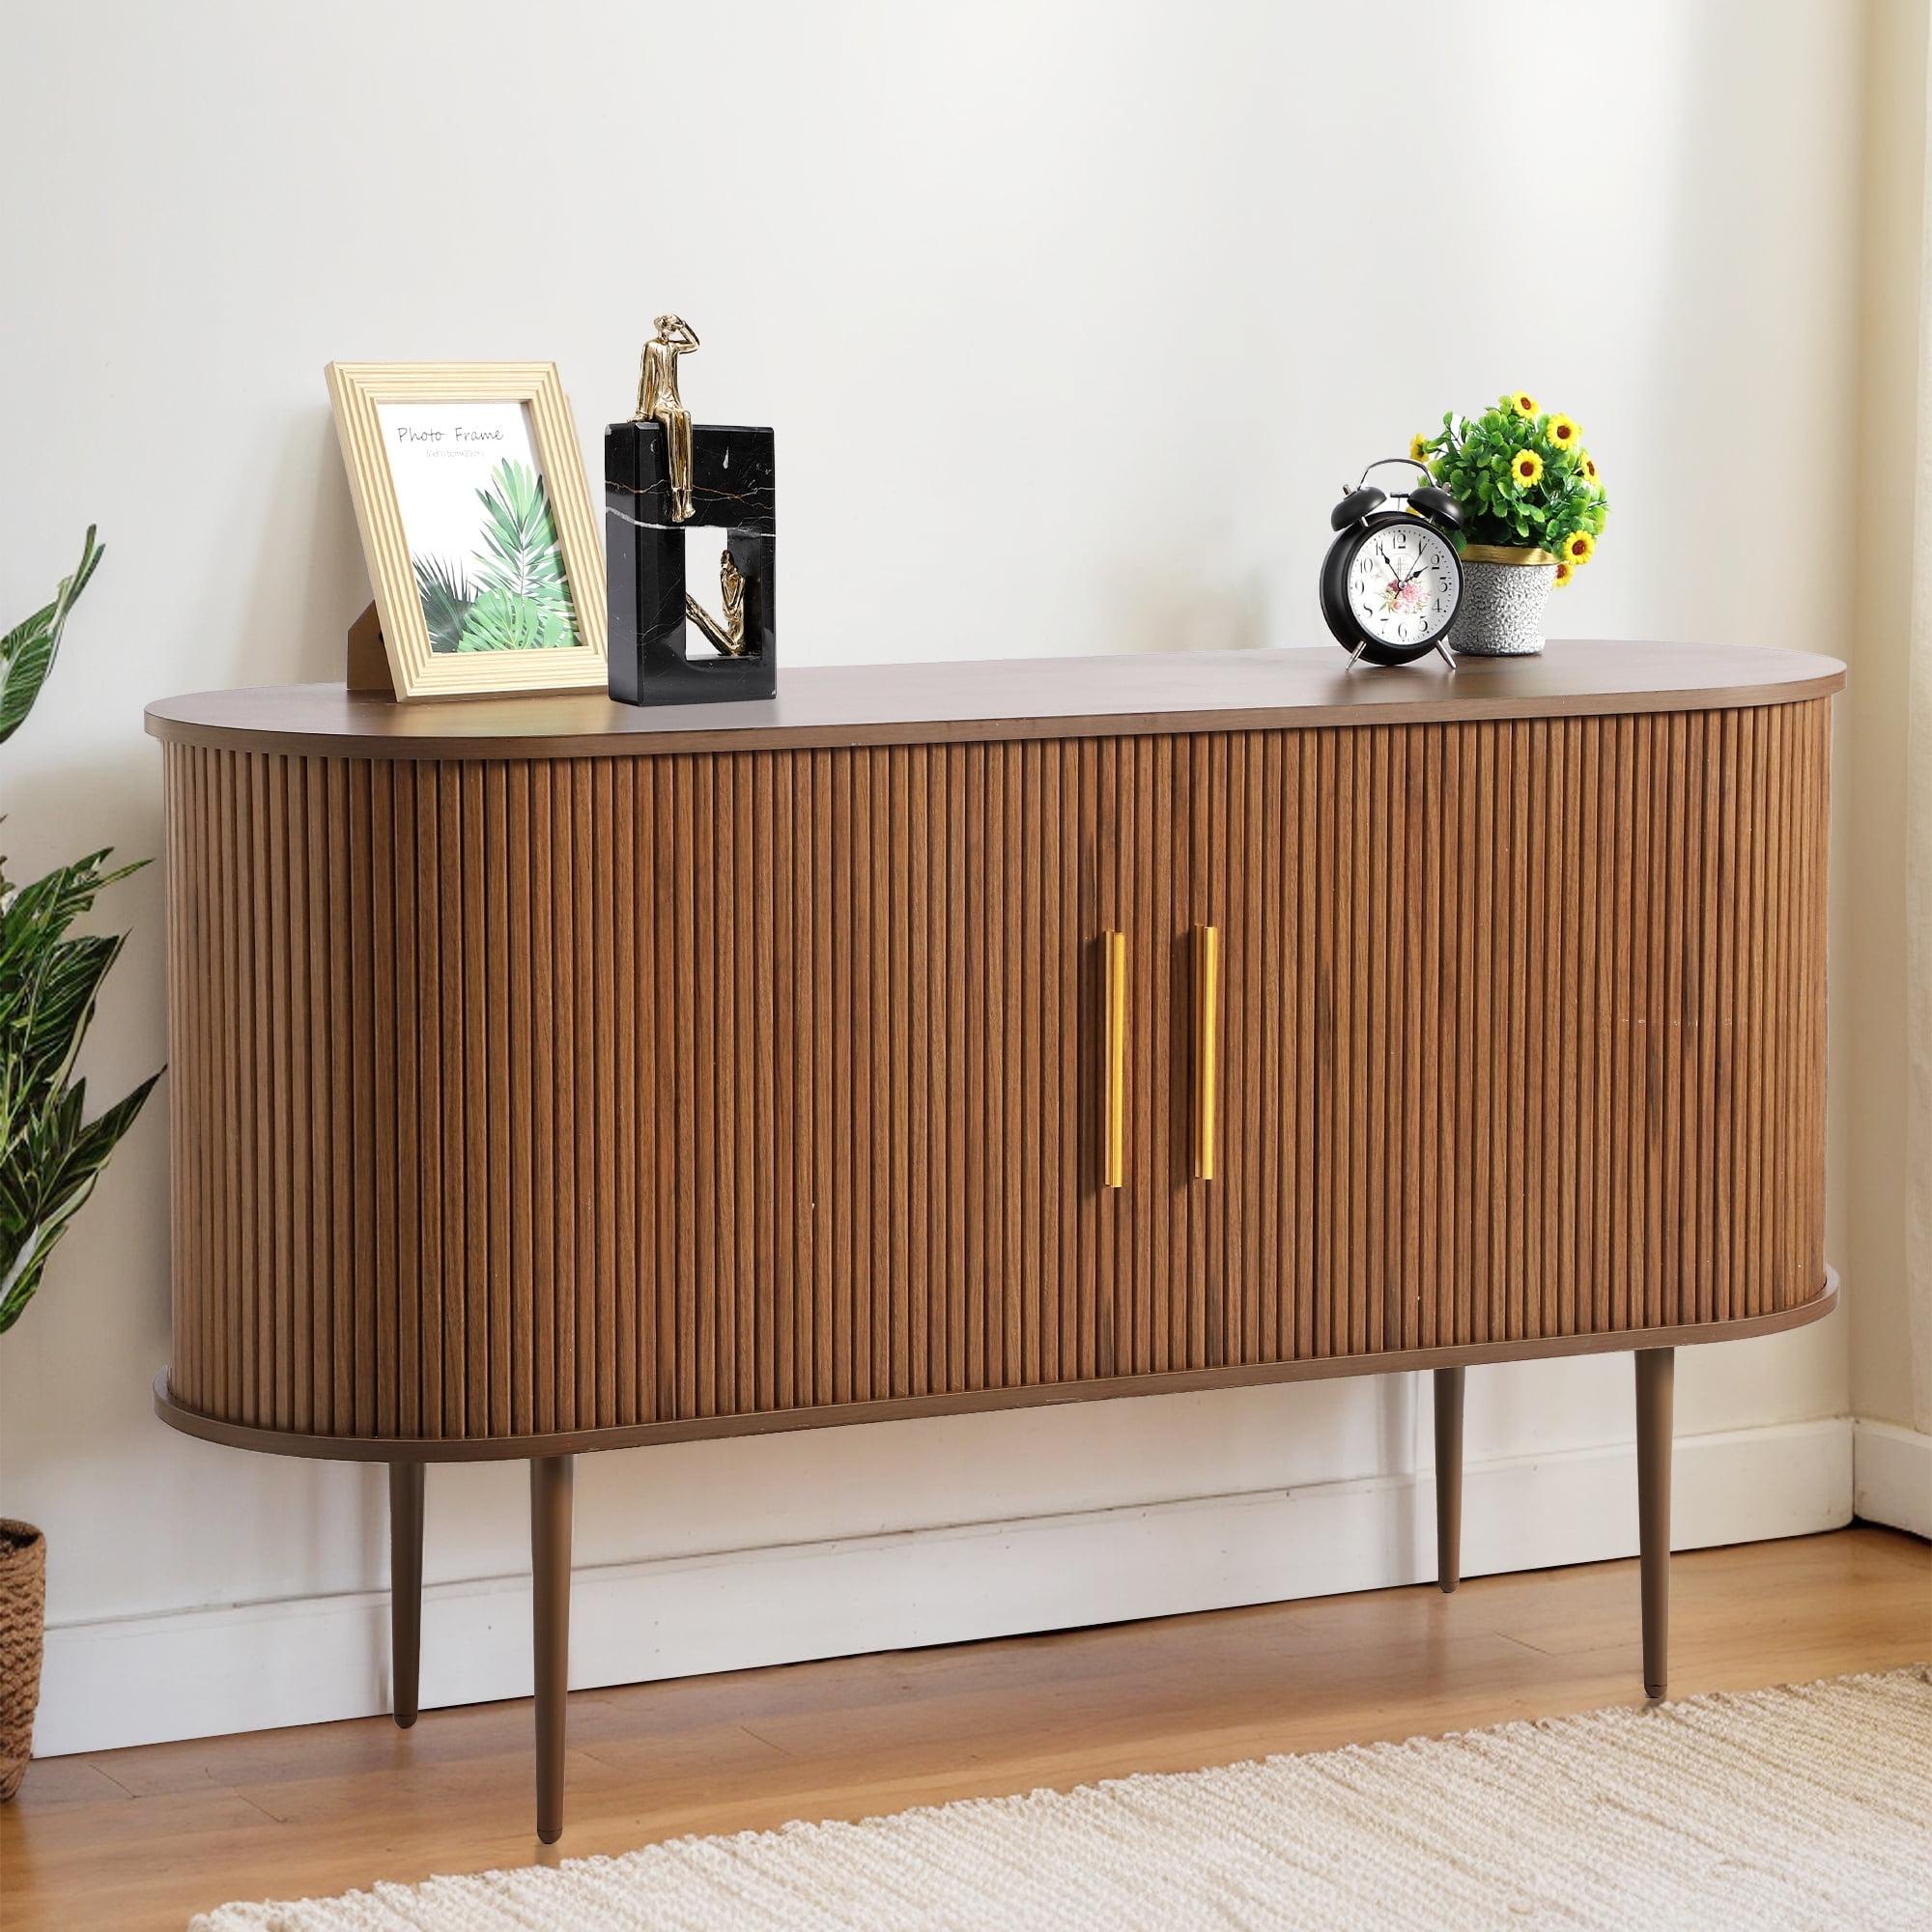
left=158, top=696, right=1834, bottom=1450
left=8, top=1529, right=1926, bottom=1932
left=143, top=640, right=1845, bottom=762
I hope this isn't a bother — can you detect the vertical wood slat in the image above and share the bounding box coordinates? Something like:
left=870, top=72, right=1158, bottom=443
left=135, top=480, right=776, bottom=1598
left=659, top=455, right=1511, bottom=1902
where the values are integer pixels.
left=506, top=766, right=534, bottom=1434
left=162, top=701, right=1832, bottom=1440
left=483, top=767, right=511, bottom=1436
left=369, top=765, right=396, bottom=1435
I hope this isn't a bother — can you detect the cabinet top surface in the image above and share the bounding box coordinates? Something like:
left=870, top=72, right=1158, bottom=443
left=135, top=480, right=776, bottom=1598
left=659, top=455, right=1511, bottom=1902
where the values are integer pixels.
left=146, top=639, right=1845, bottom=760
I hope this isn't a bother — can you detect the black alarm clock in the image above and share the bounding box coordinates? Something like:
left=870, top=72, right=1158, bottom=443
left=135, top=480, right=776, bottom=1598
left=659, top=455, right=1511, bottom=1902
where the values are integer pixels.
left=1319, top=458, right=1466, bottom=668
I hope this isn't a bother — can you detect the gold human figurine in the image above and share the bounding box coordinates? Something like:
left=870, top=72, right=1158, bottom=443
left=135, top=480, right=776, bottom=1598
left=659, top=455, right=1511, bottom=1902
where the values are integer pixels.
left=685, top=547, right=748, bottom=656
left=634, top=314, right=700, bottom=522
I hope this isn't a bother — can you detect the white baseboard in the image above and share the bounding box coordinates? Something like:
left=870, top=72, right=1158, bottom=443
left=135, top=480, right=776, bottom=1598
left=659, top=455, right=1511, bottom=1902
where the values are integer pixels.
left=35, top=1416, right=1852, bottom=1758
left=1853, top=1419, right=1932, bottom=1538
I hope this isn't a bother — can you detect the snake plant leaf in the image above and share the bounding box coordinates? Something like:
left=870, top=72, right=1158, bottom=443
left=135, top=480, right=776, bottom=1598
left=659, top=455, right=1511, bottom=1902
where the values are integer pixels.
left=0, top=527, right=103, bottom=744
left=0, top=849, right=141, bottom=955
left=0, top=1066, right=158, bottom=1334
left=13, top=931, right=121, bottom=1109
left=0, top=529, right=162, bottom=1336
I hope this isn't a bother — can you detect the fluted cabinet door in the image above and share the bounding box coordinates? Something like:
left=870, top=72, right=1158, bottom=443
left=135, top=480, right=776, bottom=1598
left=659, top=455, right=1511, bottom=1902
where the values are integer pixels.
left=1200, top=703, right=1831, bottom=1365
left=160, top=696, right=1829, bottom=1444
left=167, top=738, right=1114, bottom=1436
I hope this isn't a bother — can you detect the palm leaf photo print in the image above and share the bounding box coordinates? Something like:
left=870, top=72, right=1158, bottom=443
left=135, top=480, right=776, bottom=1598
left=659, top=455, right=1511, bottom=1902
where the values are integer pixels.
left=379, top=401, right=584, bottom=654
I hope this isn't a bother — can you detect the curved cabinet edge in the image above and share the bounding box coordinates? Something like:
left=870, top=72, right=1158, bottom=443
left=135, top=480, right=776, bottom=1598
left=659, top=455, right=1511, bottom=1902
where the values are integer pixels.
left=155, top=1278, right=1838, bottom=1464
left=142, top=644, right=1847, bottom=762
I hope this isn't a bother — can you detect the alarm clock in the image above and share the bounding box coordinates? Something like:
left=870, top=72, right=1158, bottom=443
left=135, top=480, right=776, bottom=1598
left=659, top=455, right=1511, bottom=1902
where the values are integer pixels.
left=1319, top=458, right=1466, bottom=667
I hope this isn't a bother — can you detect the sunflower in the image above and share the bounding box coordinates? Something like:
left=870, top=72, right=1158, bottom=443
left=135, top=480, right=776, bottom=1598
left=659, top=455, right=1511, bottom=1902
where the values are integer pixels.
left=1562, top=529, right=1595, bottom=564
left=1553, top=559, right=1575, bottom=588
left=1548, top=414, right=1580, bottom=450
left=1581, top=452, right=1600, bottom=483
left=1409, top=431, right=1432, bottom=463
left=1511, top=448, right=1545, bottom=487
left=1509, top=391, right=1538, bottom=417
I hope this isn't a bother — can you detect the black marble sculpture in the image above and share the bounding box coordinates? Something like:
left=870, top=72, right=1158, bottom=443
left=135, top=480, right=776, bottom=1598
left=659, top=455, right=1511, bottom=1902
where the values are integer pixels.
left=606, top=418, right=777, bottom=705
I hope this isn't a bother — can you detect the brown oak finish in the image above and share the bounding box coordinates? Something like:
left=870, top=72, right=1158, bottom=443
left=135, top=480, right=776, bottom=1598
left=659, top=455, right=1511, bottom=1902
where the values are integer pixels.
left=5, top=1529, right=1924, bottom=1932
left=386, top=1464, right=422, bottom=1729
left=145, top=644, right=1844, bottom=1839
left=1637, top=1349, right=1676, bottom=1699
left=529, top=1458, right=573, bottom=1846
left=1434, top=1366, right=1464, bottom=1594
left=156, top=699, right=1834, bottom=1446
left=149, top=1294, right=1836, bottom=1463
left=144, top=639, right=1845, bottom=761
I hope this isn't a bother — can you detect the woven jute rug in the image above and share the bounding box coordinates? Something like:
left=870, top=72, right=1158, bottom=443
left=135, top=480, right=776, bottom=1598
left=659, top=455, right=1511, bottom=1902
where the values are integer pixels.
left=195, top=1667, right=1932, bottom=1931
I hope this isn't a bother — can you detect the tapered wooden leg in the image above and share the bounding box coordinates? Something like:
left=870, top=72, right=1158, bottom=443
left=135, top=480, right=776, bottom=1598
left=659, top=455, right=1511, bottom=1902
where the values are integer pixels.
left=530, top=1455, right=575, bottom=1844
left=1434, top=1366, right=1464, bottom=1593
left=1635, top=1348, right=1674, bottom=1700
left=388, top=1462, right=424, bottom=1729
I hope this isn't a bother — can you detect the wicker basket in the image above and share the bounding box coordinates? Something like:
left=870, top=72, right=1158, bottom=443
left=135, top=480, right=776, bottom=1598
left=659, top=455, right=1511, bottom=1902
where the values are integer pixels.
left=0, top=1520, right=45, bottom=1802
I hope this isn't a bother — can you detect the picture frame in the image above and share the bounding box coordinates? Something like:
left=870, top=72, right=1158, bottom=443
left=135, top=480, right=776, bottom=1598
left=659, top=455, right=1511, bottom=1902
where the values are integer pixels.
left=326, top=361, right=607, bottom=700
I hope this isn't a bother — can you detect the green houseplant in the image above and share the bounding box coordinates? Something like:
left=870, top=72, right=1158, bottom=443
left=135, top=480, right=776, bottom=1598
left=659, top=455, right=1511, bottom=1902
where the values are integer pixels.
left=1411, top=392, right=1609, bottom=655
left=0, top=528, right=159, bottom=1801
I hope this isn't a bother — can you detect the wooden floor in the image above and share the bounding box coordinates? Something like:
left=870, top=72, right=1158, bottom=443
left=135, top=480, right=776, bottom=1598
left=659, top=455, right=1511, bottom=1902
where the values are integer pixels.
left=4, top=1525, right=1926, bottom=1932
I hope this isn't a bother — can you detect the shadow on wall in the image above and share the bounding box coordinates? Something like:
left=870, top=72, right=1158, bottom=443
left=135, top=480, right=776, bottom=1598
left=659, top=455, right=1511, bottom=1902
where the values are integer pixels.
left=242, top=410, right=372, bottom=688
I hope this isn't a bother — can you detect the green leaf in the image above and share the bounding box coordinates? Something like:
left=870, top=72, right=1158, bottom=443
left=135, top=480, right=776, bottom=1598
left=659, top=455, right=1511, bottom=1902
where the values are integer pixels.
left=66, top=1069, right=161, bottom=1180
left=1, top=530, right=162, bottom=1337
left=18, top=933, right=121, bottom=1102
left=0, top=528, right=103, bottom=744
left=456, top=587, right=575, bottom=653
left=0, top=1059, right=159, bottom=1335
left=413, top=555, right=474, bottom=654
left=472, top=463, right=574, bottom=611
left=0, top=851, right=144, bottom=973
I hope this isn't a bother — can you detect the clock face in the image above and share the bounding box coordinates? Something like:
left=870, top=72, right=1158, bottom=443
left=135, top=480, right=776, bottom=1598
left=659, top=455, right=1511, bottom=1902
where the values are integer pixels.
left=1346, top=521, right=1460, bottom=649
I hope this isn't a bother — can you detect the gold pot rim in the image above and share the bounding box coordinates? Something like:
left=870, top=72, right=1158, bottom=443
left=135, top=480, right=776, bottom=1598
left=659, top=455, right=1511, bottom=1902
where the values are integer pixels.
left=1462, top=543, right=1560, bottom=567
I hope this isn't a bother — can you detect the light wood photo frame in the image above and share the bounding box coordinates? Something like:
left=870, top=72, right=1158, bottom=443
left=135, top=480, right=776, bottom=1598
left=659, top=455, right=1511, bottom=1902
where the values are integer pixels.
left=327, top=361, right=606, bottom=700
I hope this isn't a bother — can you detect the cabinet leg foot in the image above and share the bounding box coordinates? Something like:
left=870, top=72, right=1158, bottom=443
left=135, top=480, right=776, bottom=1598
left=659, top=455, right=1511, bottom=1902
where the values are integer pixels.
left=1434, top=1367, right=1464, bottom=1593
left=388, top=1462, right=424, bottom=1729
left=531, top=1455, right=575, bottom=1844
left=1635, top=1349, right=1674, bottom=1701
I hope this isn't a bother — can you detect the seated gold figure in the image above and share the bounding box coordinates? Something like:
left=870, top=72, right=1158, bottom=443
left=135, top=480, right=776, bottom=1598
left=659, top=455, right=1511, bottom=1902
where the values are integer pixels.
left=685, top=548, right=749, bottom=657
left=634, top=314, right=700, bottom=522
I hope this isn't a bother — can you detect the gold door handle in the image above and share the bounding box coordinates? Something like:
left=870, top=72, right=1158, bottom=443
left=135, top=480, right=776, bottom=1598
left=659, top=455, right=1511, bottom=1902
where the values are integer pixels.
left=1103, top=930, right=1126, bottom=1189
left=1193, top=924, right=1219, bottom=1180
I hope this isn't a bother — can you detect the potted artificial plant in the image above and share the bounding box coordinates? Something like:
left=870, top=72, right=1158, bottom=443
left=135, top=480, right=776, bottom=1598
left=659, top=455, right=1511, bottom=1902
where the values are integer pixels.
left=0, top=530, right=159, bottom=1801
left=1411, top=392, right=1608, bottom=655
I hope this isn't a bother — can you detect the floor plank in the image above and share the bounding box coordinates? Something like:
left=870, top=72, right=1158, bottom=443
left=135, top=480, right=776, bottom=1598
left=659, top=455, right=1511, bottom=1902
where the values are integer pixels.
left=3, top=1526, right=1925, bottom=1932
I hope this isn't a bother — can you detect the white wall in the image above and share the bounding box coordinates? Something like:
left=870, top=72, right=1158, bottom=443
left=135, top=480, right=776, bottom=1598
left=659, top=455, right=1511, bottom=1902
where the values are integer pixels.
left=1848, top=7, right=1930, bottom=1382
left=2, top=0, right=1869, bottom=1754
left=1846, top=0, right=1932, bottom=1538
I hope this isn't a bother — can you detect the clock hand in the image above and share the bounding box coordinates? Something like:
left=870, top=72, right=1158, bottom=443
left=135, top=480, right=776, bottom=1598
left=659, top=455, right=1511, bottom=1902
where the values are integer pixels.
left=1400, top=545, right=1437, bottom=588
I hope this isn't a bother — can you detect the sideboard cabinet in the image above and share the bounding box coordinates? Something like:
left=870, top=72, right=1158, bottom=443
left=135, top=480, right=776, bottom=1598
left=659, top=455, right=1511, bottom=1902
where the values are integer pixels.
left=147, top=640, right=1842, bottom=1839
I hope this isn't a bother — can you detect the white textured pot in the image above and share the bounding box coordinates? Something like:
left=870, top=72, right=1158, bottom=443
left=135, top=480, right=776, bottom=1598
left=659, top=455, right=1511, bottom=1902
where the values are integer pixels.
left=1451, top=545, right=1558, bottom=657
